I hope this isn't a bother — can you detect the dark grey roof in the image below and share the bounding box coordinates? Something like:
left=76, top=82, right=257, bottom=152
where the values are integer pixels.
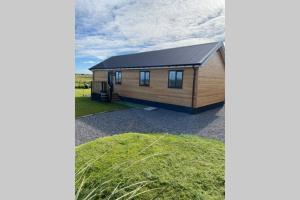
left=89, top=42, right=223, bottom=70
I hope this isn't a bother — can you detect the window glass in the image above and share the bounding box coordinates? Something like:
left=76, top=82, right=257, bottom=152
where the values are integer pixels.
left=140, top=71, right=150, bottom=86
left=140, top=71, right=144, bottom=85
left=176, top=71, right=183, bottom=88
left=168, top=70, right=183, bottom=88
left=115, top=71, right=122, bottom=84
left=169, top=71, right=176, bottom=88
left=145, top=72, right=150, bottom=85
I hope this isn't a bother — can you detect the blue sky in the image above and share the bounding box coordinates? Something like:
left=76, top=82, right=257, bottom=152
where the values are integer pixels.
left=75, top=0, right=225, bottom=74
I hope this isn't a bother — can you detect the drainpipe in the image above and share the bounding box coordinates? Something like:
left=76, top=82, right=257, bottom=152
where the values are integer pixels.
left=191, top=65, right=196, bottom=109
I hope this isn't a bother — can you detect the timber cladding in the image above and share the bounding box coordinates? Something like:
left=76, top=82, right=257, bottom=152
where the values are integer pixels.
left=114, top=68, right=194, bottom=107
left=91, top=81, right=101, bottom=94
left=196, top=51, right=225, bottom=107
left=92, top=71, right=107, bottom=94
left=94, top=70, right=108, bottom=81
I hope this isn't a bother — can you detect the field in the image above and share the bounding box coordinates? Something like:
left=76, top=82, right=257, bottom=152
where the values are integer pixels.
left=76, top=74, right=92, bottom=88
left=76, top=133, right=225, bottom=200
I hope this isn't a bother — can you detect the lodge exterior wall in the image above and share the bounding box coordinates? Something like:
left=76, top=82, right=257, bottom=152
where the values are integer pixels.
left=92, top=50, right=225, bottom=111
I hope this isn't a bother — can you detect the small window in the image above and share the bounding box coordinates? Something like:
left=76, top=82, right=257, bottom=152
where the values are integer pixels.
left=168, top=70, right=183, bottom=88
left=139, top=71, right=150, bottom=86
left=115, top=71, right=122, bottom=84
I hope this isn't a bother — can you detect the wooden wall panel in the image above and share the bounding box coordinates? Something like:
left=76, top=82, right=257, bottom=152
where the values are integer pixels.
left=92, top=71, right=107, bottom=93
left=93, top=70, right=107, bottom=81
left=196, top=51, right=225, bottom=107
left=91, top=81, right=101, bottom=94
left=114, top=68, right=194, bottom=107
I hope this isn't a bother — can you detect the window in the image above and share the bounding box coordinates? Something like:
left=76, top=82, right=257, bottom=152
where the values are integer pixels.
left=139, top=71, right=150, bottom=86
left=115, top=71, right=122, bottom=84
left=168, top=70, right=183, bottom=88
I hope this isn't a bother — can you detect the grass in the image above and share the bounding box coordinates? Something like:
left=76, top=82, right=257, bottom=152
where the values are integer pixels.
left=76, top=88, right=91, bottom=97
left=76, top=133, right=225, bottom=200
left=75, top=88, right=130, bottom=118
left=75, top=98, right=129, bottom=118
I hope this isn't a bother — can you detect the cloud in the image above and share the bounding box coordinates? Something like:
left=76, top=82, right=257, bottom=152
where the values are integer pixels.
left=76, top=0, right=225, bottom=64
left=82, top=60, right=96, bottom=64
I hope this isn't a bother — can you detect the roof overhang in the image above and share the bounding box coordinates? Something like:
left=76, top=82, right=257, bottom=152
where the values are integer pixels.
left=89, top=41, right=223, bottom=71
left=90, top=64, right=201, bottom=71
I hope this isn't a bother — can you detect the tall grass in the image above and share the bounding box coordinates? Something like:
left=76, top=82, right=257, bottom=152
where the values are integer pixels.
left=76, top=133, right=225, bottom=200
left=75, top=154, right=161, bottom=200
left=75, top=135, right=167, bottom=199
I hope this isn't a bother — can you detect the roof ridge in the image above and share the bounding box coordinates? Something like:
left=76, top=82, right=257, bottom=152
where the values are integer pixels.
left=112, top=41, right=221, bottom=58
left=90, top=41, right=222, bottom=70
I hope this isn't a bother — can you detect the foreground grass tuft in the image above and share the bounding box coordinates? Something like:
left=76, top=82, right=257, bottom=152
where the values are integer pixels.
left=76, top=133, right=225, bottom=199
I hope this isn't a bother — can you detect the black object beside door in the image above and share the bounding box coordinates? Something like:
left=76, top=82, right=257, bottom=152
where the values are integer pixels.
left=107, top=71, right=114, bottom=102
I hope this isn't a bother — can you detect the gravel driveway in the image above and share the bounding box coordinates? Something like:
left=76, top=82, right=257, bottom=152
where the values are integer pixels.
left=76, top=106, right=224, bottom=146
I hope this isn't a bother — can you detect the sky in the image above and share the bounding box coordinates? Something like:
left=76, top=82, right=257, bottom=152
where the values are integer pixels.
left=75, top=0, right=225, bottom=74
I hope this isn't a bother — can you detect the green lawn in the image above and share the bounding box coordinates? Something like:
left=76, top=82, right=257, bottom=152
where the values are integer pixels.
left=75, top=88, right=91, bottom=97
left=76, top=133, right=225, bottom=200
left=75, top=89, right=129, bottom=118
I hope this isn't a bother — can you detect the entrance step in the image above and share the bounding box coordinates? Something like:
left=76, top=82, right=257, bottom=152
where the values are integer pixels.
left=111, top=93, right=120, bottom=101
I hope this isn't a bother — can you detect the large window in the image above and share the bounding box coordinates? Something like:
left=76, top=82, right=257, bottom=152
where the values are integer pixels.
left=115, top=71, right=122, bottom=84
left=139, top=71, right=150, bottom=86
left=168, top=70, right=183, bottom=88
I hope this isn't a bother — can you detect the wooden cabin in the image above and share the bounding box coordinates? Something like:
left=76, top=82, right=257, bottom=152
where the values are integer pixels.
left=89, top=42, right=225, bottom=114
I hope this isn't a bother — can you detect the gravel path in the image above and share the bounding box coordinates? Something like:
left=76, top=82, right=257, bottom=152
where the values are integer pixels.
left=76, top=106, right=224, bottom=146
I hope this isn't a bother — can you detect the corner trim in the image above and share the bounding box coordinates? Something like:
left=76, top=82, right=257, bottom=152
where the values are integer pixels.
left=191, top=65, right=196, bottom=107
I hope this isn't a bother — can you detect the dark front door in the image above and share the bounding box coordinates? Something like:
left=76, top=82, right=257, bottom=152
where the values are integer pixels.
left=107, top=71, right=114, bottom=101
left=107, top=71, right=114, bottom=91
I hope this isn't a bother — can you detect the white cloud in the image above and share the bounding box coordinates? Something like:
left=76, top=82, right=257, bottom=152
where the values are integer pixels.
left=83, top=60, right=96, bottom=64
left=76, top=0, right=225, bottom=62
